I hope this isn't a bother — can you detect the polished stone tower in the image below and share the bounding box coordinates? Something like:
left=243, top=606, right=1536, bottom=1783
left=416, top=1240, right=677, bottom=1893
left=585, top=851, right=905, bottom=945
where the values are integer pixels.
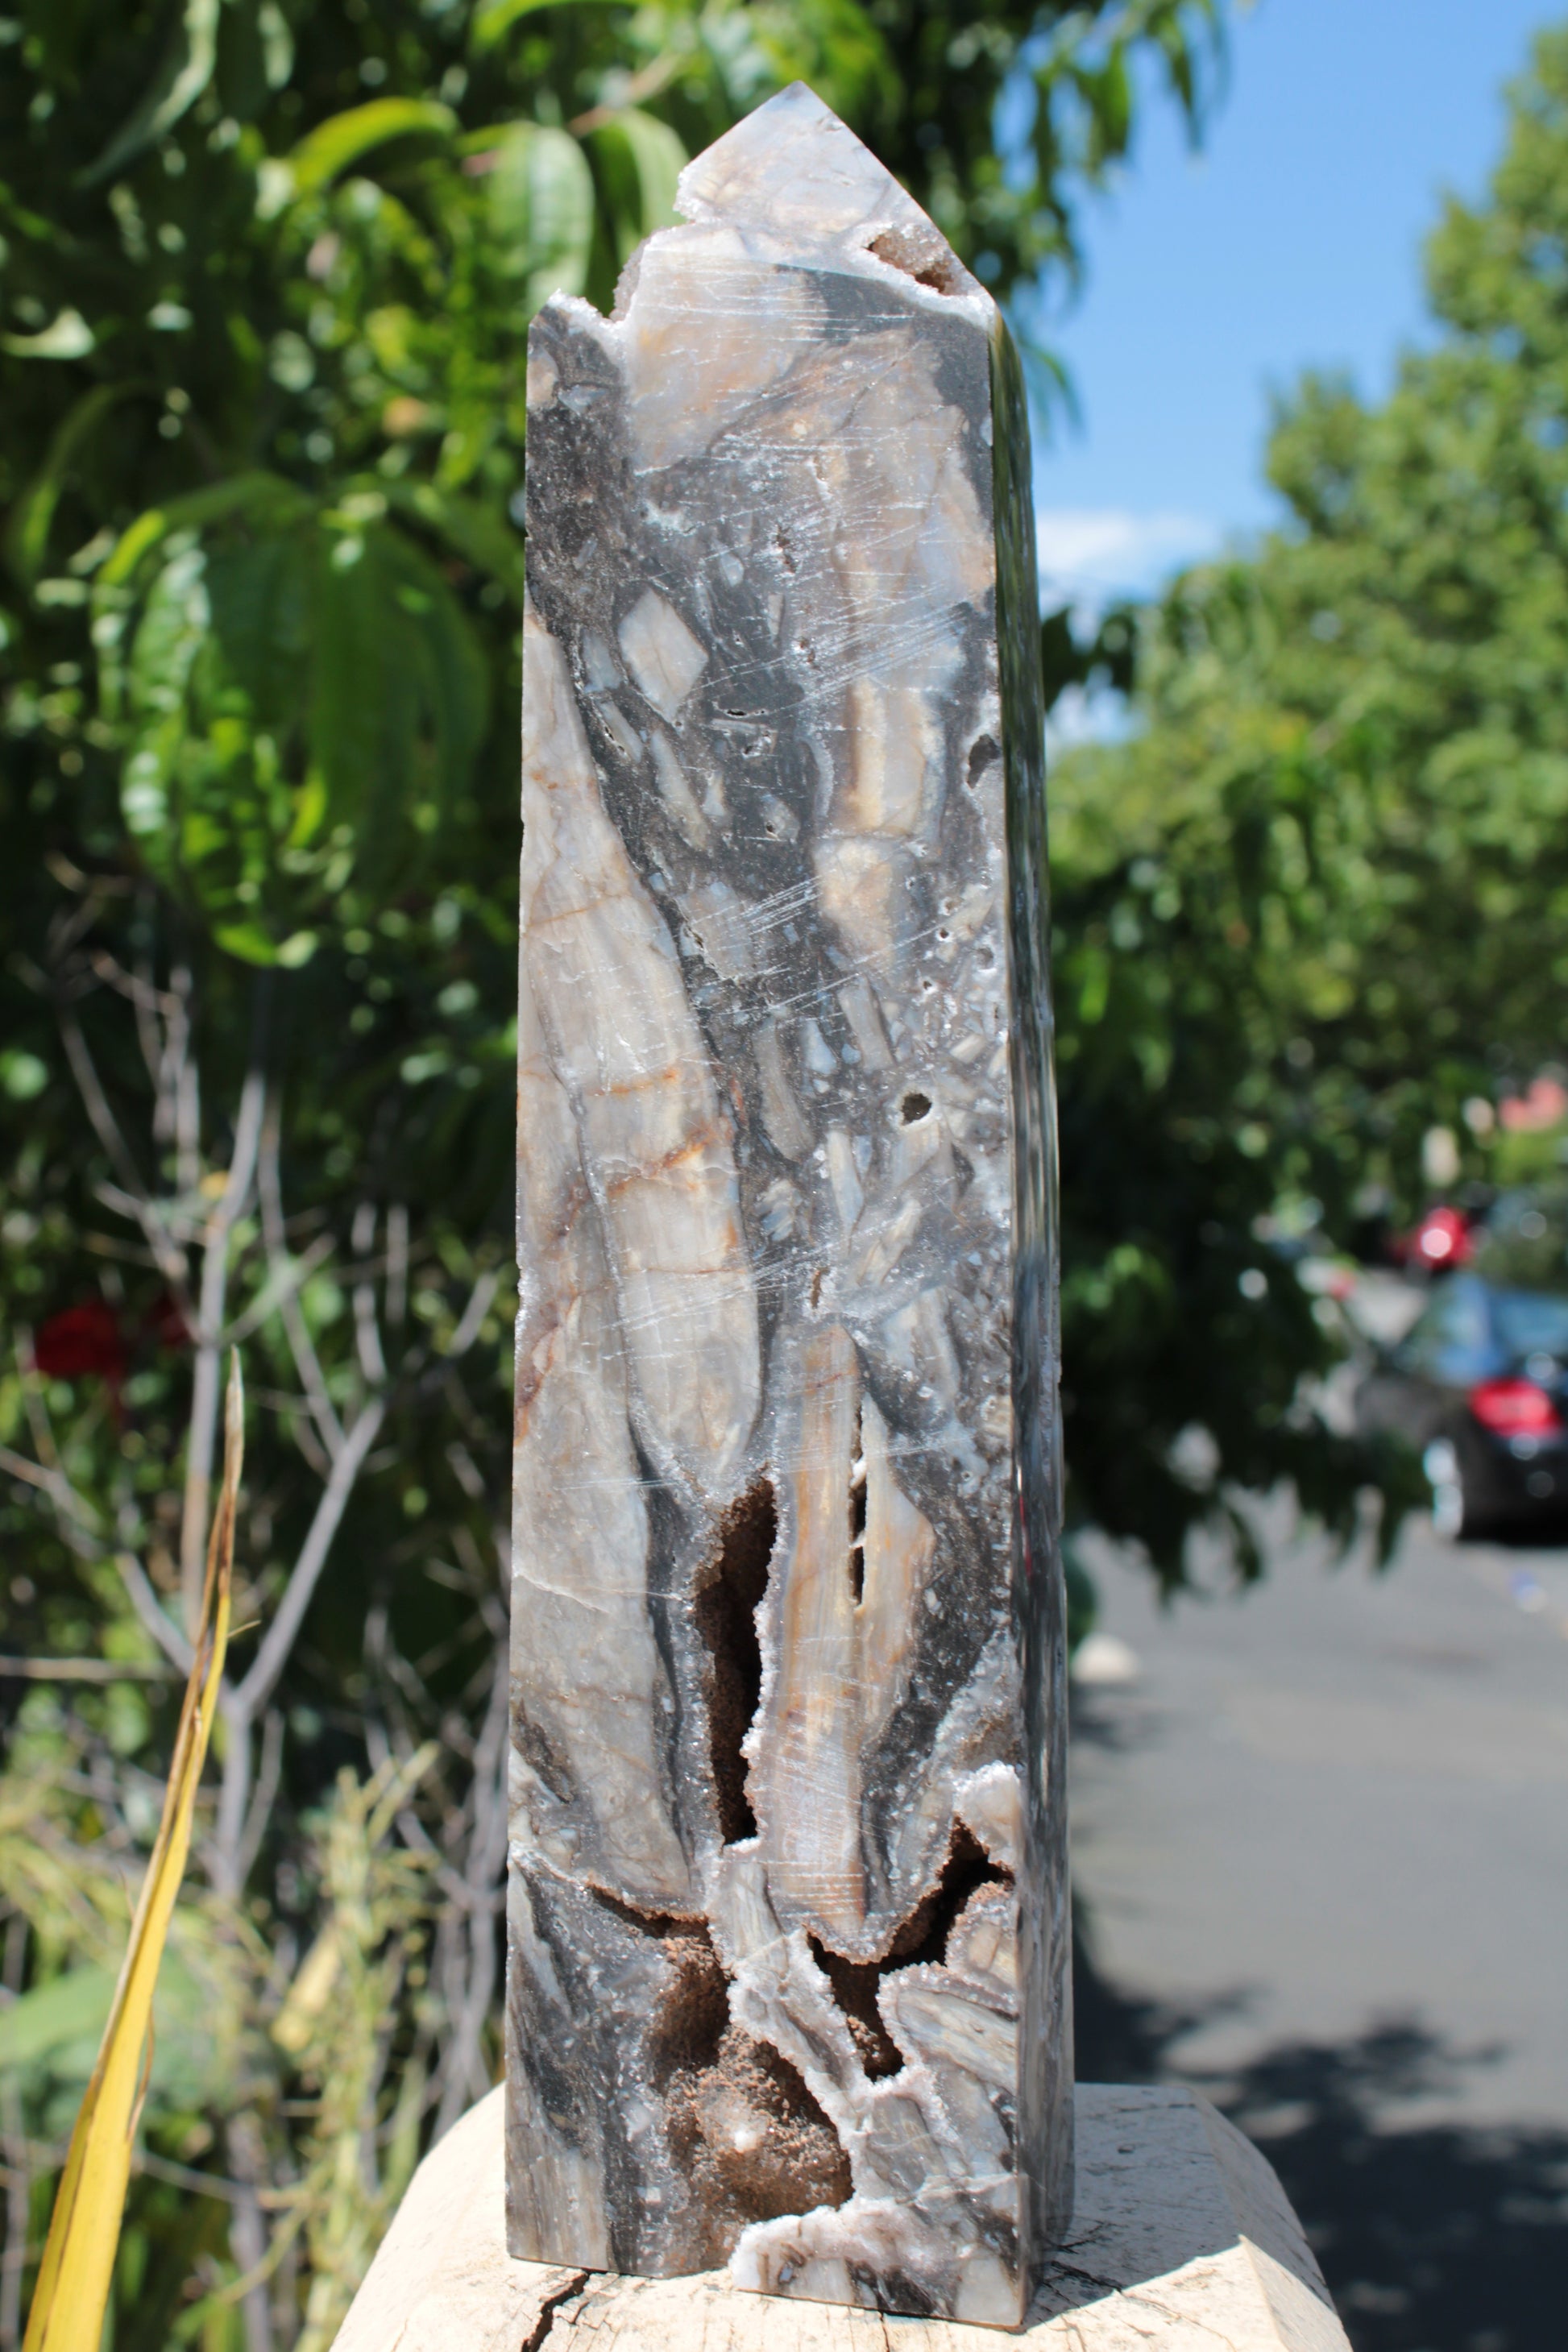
left=508, top=83, right=1068, bottom=2329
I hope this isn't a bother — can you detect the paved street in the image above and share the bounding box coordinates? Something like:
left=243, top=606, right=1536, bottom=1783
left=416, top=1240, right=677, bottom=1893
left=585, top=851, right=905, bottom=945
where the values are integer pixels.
left=1069, top=1500, right=1568, bottom=2350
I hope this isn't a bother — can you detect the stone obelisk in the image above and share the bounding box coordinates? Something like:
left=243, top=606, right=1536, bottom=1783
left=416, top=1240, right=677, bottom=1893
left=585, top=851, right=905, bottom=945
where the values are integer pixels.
left=508, top=82, right=1067, bottom=2330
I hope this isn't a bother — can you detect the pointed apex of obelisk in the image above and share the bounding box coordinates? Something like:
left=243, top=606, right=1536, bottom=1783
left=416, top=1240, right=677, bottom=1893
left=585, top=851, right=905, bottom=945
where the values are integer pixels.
left=676, top=81, right=940, bottom=252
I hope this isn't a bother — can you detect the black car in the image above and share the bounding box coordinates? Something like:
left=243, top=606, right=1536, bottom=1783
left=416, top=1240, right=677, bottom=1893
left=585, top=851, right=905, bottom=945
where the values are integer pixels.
left=1355, top=1273, right=1568, bottom=1535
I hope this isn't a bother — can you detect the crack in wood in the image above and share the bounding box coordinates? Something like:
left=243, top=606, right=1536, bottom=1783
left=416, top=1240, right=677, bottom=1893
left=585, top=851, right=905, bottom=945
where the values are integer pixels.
left=521, top=2271, right=591, bottom=2351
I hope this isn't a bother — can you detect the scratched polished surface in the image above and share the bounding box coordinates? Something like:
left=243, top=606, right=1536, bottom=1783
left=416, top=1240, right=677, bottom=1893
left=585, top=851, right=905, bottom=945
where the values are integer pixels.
left=508, top=85, right=1066, bottom=2327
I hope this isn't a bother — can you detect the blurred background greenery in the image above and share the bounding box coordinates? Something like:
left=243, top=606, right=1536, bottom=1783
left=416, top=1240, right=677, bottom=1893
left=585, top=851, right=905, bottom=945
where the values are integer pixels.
left=3, top=0, right=1567, bottom=2340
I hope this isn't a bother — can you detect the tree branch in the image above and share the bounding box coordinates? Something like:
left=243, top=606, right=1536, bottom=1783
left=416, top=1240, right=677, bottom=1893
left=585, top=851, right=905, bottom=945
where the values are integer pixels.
left=446, top=1267, right=501, bottom=1361
left=351, top=1201, right=388, bottom=1388
left=114, top=1549, right=196, bottom=1676
left=56, top=1002, right=188, bottom=1289
left=236, top=1397, right=386, bottom=1720
left=258, top=1095, right=343, bottom=1464
left=231, top=1708, right=285, bottom=1892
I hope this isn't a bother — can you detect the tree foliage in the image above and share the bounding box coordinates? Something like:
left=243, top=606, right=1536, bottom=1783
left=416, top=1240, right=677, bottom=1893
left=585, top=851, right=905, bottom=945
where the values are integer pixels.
left=1048, top=23, right=1568, bottom=1575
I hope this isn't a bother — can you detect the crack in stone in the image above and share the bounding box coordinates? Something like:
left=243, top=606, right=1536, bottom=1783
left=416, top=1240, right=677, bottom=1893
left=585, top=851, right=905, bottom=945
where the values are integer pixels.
left=807, top=1821, right=1014, bottom=2077
left=848, top=1399, right=867, bottom=1604
left=693, top=1475, right=776, bottom=1844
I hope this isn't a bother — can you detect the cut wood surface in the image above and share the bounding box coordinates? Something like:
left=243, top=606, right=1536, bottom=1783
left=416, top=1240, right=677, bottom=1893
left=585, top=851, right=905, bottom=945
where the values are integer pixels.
left=331, top=2084, right=1350, bottom=2350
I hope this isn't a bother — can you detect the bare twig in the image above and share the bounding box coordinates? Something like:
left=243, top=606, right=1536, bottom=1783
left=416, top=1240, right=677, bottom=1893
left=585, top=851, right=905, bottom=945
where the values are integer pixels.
left=0, top=1440, right=101, bottom=1549
left=118, top=944, right=170, bottom=1099
left=168, top=964, right=201, bottom=1196
left=445, top=1268, right=501, bottom=1362
left=259, top=1096, right=343, bottom=1463
left=385, top=1204, right=409, bottom=1331
left=232, top=1710, right=285, bottom=1893
left=351, top=1202, right=388, bottom=1388
left=0, top=1656, right=179, bottom=1683
left=114, top=1549, right=197, bottom=1677
left=234, top=1400, right=387, bottom=1728
left=55, top=1002, right=187, bottom=1288
left=225, top=1233, right=335, bottom=1348
left=566, top=50, right=682, bottom=136
left=225, top=2108, right=276, bottom=2352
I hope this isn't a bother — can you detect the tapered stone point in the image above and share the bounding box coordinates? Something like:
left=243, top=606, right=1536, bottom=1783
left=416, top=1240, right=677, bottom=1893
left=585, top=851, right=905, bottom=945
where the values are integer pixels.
left=510, top=87, right=1067, bottom=2331
left=674, top=81, right=969, bottom=272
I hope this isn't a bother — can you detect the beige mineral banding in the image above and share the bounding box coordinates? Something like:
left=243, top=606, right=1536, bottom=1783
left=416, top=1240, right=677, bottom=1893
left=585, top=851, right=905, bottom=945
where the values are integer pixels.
left=508, top=81, right=1068, bottom=2329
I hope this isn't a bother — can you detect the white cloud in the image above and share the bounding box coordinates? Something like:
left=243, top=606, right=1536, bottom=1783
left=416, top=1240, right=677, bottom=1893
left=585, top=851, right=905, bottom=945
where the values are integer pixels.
left=1035, top=507, right=1222, bottom=609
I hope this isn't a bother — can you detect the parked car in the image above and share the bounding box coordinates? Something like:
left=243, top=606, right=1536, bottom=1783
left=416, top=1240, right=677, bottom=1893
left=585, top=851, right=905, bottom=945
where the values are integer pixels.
left=1355, top=1272, right=1568, bottom=1535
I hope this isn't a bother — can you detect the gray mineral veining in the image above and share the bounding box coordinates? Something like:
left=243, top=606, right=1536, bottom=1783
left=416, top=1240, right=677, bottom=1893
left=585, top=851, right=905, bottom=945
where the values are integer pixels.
left=507, top=81, right=1068, bottom=2330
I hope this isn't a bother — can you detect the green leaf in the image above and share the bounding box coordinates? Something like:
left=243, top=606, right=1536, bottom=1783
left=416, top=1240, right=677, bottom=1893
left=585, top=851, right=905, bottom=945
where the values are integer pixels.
left=6, top=384, right=146, bottom=587
left=469, top=0, right=625, bottom=53
left=77, top=0, right=221, bottom=188
left=587, top=107, right=686, bottom=265
left=0, top=1966, right=120, bottom=2077
left=102, top=491, right=487, bottom=940
left=213, top=924, right=274, bottom=964
left=307, top=522, right=487, bottom=886
left=100, top=473, right=312, bottom=589
left=258, top=0, right=293, bottom=89
left=0, top=1952, right=235, bottom=2115
left=379, top=479, right=525, bottom=600
left=282, top=97, right=456, bottom=204
left=484, top=122, right=595, bottom=313
left=0, top=310, right=94, bottom=360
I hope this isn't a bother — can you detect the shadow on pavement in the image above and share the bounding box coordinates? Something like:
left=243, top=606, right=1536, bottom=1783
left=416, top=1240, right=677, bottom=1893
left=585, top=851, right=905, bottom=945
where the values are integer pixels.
left=1074, top=1927, right=1568, bottom=2352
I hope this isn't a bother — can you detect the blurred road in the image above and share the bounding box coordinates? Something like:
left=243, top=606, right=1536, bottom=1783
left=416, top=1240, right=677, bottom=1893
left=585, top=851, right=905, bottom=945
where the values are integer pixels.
left=1069, top=1499, right=1568, bottom=2350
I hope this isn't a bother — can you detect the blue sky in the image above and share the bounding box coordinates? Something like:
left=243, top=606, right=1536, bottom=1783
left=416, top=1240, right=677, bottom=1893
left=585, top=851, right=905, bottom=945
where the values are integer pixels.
left=1032, top=0, right=1563, bottom=612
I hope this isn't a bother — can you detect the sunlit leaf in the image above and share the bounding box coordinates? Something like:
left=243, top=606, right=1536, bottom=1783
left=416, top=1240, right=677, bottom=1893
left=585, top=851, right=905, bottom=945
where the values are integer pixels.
left=0, top=1952, right=245, bottom=2117
left=5, top=384, right=145, bottom=586
left=284, top=97, right=456, bottom=203
left=380, top=479, right=525, bottom=599
left=0, top=310, right=94, bottom=360
left=484, top=121, right=595, bottom=313
left=106, top=492, right=488, bottom=941
left=587, top=106, right=686, bottom=263
left=468, top=0, right=624, bottom=53
left=101, top=473, right=312, bottom=590
left=78, top=0, right=221, bottom=187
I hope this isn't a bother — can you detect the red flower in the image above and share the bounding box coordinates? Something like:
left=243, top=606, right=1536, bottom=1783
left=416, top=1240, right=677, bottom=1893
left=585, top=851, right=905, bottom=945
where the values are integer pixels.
left=32, top=1300, right=127, bottom=1383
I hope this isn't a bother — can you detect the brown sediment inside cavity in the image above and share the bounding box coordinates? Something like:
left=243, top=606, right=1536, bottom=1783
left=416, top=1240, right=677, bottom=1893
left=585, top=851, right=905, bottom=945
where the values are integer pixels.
left=867, top=223, right=969, bottom=298
left=693, top=1476, right=776, bottom=1844
left=666, top=2022, right=852, bottom=2259
left=597, top=1889, right=852, bottom=2258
